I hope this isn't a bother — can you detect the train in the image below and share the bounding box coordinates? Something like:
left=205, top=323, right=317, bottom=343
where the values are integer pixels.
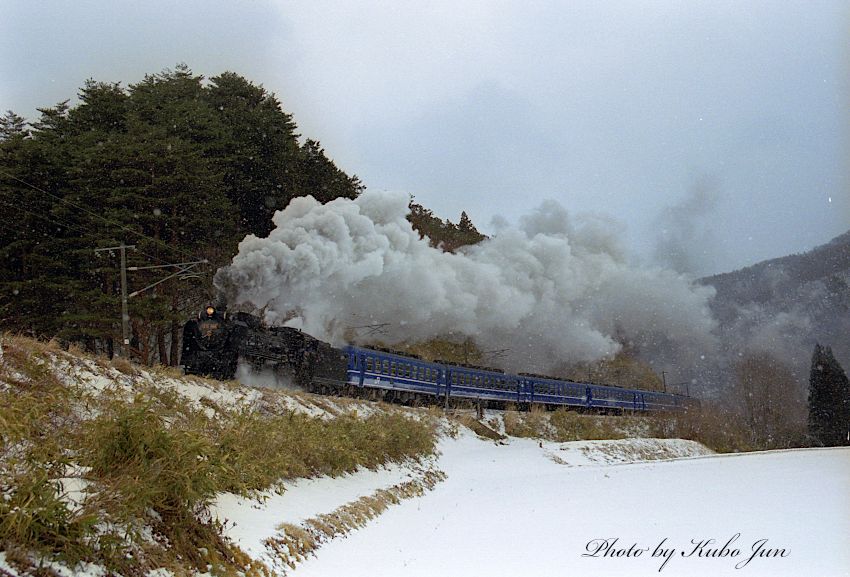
left=181, top=306, right=697, bottom=413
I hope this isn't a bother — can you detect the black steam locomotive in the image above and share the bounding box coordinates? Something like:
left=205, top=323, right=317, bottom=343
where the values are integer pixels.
left=180, top=306, right=346, bottom=386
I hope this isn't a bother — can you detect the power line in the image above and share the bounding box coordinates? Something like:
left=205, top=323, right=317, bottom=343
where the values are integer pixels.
left=0, top=198, right=95, bottom=240
left=93, top=240, right=208, bottom=354
left=0, top=185, right=217, bottom=276
left=0, top=171, right=221, bottom=359
left=0, top=168, right=202, bottom=264
left=0, top=196, right=208, bottom=279
left=0, top=200, right=214, bottom=315
left=348, top=322, right=391, bottom=337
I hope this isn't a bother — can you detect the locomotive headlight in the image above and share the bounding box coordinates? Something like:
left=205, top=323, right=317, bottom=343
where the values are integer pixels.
left=206, top=306, right=215, bottom=316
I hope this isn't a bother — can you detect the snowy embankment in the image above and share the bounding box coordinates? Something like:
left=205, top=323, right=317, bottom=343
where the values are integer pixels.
left=214, top=432, right=849, bottom=577
left=0, top=338, right=439, bottom=576
left=2, top=340, right=846, bottom=577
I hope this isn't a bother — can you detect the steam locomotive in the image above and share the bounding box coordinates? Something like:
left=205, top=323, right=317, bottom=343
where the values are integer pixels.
left=181, top=306, right=345, bottom=386
left=181, top=306, right=696, bottom=413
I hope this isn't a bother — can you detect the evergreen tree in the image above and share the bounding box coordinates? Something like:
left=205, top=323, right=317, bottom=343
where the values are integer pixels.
left=297, top=139, right=363, bottom=205
left=0, top=65, right=368, bottom=359
left=205, top=71, right=302, bottom=236
left=407, top=200, right=442, bottom=243
left=454, top=210, right=485, bottom=248
left=102, top=68, right=238, bottom=362
left=1, top=70, right=237, bottom=357
left=808, top=344, right=850, bottom=446
left=0, top=102, right=74, bottom=338
left=407, top=200, right=485, bottom=252
left=69, top=80, right=127, bottom=133
left=0, top=110, right=28, bottom=140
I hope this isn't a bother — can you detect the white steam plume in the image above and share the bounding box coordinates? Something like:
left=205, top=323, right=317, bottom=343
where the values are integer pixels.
left=654, top=179, right=724, bottom=277
left=214, top=191, right=718, bottom=373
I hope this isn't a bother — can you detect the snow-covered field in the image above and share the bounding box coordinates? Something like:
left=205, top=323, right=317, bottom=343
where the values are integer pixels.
left=215, top=433, right=850, bottom=577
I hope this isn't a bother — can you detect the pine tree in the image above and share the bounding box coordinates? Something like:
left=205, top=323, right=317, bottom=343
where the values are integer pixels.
left=100, top=68, right=238, bottom=362
left=406, top=200, right=486, bottom=252
left=297, top=139, right=363, bottom=205
left=205, top=71, right=302, bottom=236
left=0, top=102, right=75, bottom=338
left=808, top=344, right=850, bottom=446
left=0, top=110, right=28, bottom=140
left=455, top=210, right=485, bottom=247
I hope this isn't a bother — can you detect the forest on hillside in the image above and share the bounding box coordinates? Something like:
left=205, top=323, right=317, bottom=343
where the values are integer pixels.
left=0, top=65, right=483, bottom=363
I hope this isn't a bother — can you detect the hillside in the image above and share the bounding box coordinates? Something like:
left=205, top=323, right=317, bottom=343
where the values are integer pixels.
left=0, top=335, right=439, bottom=576
left=702, top=229, right=850, bottom=319
left=699, top=229, right=850, bottom=374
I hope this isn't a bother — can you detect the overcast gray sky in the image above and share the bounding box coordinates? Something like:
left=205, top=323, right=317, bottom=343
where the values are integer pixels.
left=2, top=0, right=848, bottom=275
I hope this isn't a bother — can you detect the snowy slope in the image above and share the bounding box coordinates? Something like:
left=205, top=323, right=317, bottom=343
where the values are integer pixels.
left=5, top=341, right=843, bottom=577
left=221, top=433, right=848, bottom=577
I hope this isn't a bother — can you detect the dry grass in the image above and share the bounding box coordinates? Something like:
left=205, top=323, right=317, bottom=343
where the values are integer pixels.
left=110, top=356, right=138, bottom=376
left=495, top=403, right=770, bottom=454
left=659, top=406, right=765, bottom=453
left=0, top=334, right=440, bottom=576
left=265, top=467, right=446, bottom=569
left=149, top=363, right=189, bottom=380
left=499, top=407, right=675, bottom=444
left=503, top=405, right=554, bottom=438
left=454, top=413, right=506, bottom=441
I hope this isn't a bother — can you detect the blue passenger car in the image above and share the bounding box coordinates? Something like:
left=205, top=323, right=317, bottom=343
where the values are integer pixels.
left=345, top=345, right=441, bottom=397
left=521, top=376, right=587, bottom=407
left=444, top=366, right=520, bottom=403
left=586, top=384, right=645, bottom=411
left=340, top=343, right=694, bottom=413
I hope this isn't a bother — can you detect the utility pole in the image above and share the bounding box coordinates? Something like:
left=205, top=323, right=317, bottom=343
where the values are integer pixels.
left=94, top=244, right=135, bottom=350
left=662, top=370, right=692, bottom=397
left=95, top=244, right=206, bottom=356
left=671, top=380, right=691, bottom=397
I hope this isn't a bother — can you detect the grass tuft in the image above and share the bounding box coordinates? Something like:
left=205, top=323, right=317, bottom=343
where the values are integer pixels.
left=110, top=356, right=138, bottom=376
left=0, top=464, right=97, bottom=565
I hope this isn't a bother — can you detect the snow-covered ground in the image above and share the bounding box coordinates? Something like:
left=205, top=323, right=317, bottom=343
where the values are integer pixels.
left=4, top=345, right=846, bottom=577
left=215, top=432, right=850, bottom=577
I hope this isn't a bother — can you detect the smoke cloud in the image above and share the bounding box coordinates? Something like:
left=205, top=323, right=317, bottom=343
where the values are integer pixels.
left=654, top=180, right=724, bottom=276
left=215, top=190, right=718, bottom=373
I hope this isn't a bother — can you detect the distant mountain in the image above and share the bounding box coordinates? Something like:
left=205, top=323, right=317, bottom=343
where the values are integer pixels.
left=699, top=230, right=850, bottom=376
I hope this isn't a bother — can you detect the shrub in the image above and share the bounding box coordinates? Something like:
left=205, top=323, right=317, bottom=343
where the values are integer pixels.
left=78, top=400, right=254, bottom=573
left=0, top=465, right=96, bottom=564
left=212, top=410, right=436, bottom=494
left=82, top=400, right=223, bottom=523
